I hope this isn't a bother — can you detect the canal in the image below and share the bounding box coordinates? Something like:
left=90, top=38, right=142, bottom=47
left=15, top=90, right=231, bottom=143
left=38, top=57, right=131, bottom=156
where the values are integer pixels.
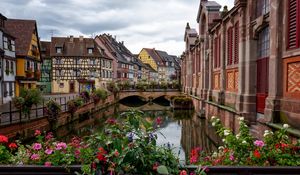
left=56, top=97, right=219, bottom=165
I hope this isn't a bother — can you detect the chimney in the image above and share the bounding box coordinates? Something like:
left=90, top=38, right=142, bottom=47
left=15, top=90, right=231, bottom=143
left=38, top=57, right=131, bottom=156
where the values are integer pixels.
left=79, top=35, right=84, bottom=41
left=69, top=35, right=74, bottom=42
left=121, top=41, right=124, bottom=45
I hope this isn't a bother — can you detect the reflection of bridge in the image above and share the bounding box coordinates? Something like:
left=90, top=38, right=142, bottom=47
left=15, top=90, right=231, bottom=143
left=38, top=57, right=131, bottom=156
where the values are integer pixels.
left=117, top=90, right=181, bottom=101
left=118, top=103, right=171, bottom=112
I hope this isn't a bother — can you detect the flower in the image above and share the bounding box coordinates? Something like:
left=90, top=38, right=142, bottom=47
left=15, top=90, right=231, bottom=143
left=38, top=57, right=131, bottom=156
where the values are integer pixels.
left=253, top=150, right=261, bottom=158
left=45, top=149, right=53, bottom=155
left=8, top=142, right=17, bottom=149
left=32, top=143, right=42, bottom=150
left=155, top=117, right=162, bottom=125
left=106, top=118, right=117, bottom=125
left=239, top=117, right=244, bottom=121
left=30, top=153, right=40, bottom=160
left=229, top=154, right=235, bottom=161
left=45, top=132, right=54, bottom=140
left=218, top=146, right=224, bottom=150
left=263, top=130, right=273, bottom=137
left=55, top=142, right=67, bottom=150
left=222, top=139, right=226, bottom=143
left=180, top=170, right=187, bottom=175
left=224, top=129, right=230, bottom=136
left=44, top=162, right=51, bottom=167
left=242, top=140, right=247, bottom=144
left=254, top=140, right=265, bottom=147
left=211, top=116, right=216, bottom=120
left=152, top=162, right=159, bottom=171
left=114, top=150, right=119, bottom=157
left=34, top=130, right=41, bottom=136
left=0, top=135, right=8, bottom=143
left=283, top=124, right=290, bottom=128
left=236, top=133, right=241, bottom=139
left=212, top=122, right=216, bottom=126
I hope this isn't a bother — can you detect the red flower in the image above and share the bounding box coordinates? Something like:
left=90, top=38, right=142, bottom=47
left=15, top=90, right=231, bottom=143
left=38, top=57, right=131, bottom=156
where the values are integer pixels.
left=114, top=150, right=119, bottom=157
left=8, top=142, right=17, bottom=149
left=152, top=162, right=159, bottom=171
left=180, top=170, right=187, bottom=175
left=0, top=135, right=8, bottom=143
left=253, top=150, right=261, bottom=158
left=34, top=130, right=41, bottom=136
left=97, top=147, right=107, bottom=162
left=106, top=118, right=116, bottom=125
left=155, top=117, right=162, bottom=125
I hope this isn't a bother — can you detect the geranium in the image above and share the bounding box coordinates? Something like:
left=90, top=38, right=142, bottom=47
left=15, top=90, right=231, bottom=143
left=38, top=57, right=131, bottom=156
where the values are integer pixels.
left=44, top=161, right=51, bottom=167
left=34, top=130, right=41, bottom=136
left=254, top=140, right=265, bottom=147
left=156, top=117, right=162, bottom=125
left=30, top=153, right=40, bottom=160
left=45, top=149, right=53, bottom=155
left=253, top=150, right=261, bottom=158
left=55, top=142, right=67, bottom=150
left=0, top=135, right=8, bottom=143
left=32, top=143, right=42, bottom=150
left=8, top=143, right=17, bottom=149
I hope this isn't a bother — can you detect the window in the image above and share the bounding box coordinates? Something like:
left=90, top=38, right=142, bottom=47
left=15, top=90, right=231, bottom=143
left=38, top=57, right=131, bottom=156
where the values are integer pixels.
left=214, top=36, right=221, bottom=68
left=88, top=48, right=93, bottom=54
left=26, top=60, right=31, bottom=71
left=11, top=40, right=15, bottom=51
left=3, top=83, right=7, bottom=97
left=10, top=61, right=14, bottom=74
left=256, top=0, right=269, bottom=17
left=287, top=0, right=300, bottom=49
left=234, top=21, right=239, bottom=64
left=3, top=37, right=7, bottom=49
left=227, top=27, right=234, bottom=65
left=9, top=83, right=13, bottom=96
left=56, top=47, right=62, bottom=54
left=5, top=60, right=9, bottom=72
left=257, top=27, right=270, bottom=58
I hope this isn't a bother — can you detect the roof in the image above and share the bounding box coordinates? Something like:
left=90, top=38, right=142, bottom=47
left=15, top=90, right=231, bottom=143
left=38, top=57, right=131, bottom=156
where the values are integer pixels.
left=40, top=41, right=51, bottom=59
left=155, top=50, right=173, bottom=63
left=144, top=63, right=157, bottom=73
left=50, top=36, right=101, bottom=57
left=143, top=48, right=163, bottom=65
left=197, top=1, right=221, bottom=22
left=5, top=19, right=38, bottom=56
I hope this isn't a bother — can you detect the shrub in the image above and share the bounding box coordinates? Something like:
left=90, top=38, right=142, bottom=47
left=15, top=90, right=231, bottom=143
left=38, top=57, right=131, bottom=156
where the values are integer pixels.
left=67, top=97, right=84, bottom=114
left=136, top=80, right=148, bottom=91
left=44, top=99, right=62, bottom=130
left=79, top=90, right=90, bottom=103
left=107, top=81, right=120, bottom=94
left=91, top=88, right=108, bottom=104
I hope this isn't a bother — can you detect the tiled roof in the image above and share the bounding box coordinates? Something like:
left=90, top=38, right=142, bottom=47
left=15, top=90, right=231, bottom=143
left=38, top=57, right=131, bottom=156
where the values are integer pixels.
left=144, top=48, right=163, bottom=65
left=144, top=63, right=157, bottom=72
left=5, top=19, right=37, bottom=56
left=50, top=37, right=101, bottom=57
left=155, top=50, right=174, bottom=63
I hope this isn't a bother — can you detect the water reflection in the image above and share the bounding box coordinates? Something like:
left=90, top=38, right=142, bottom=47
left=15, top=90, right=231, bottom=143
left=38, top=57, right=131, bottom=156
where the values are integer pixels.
left=56, top=102, right=219, bottom=164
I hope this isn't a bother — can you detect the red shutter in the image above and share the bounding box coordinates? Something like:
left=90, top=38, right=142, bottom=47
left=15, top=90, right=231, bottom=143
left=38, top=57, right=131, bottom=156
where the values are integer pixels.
left=214, top=37, right=218, bottom=68
left=218, top=36, right=221, bottom=68
left=234, top=22, right=239, bottom=64
left=227, top=28, right=233, bottom=65
left=287, top=0, right=299, bottom=49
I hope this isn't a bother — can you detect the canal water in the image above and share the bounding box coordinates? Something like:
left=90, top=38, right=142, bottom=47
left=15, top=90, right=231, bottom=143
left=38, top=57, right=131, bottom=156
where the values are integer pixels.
left=58, top=98, right=219, bottom=164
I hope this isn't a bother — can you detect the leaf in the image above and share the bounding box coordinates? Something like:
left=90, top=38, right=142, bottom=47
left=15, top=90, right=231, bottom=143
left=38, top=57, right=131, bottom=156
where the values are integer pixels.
left=157, top=165, right=169, bottom=175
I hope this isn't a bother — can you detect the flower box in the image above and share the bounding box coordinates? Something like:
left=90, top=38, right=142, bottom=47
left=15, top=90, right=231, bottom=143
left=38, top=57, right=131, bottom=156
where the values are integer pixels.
left=0, top=165, right=81, bottom=175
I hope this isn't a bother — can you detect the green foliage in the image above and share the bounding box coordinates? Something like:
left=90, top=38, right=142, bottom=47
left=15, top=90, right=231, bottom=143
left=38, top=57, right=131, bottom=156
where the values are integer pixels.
left=136, top=80, right=148, bottom=91
left=119, top=80, right=131, bottom=90
left=107, top=81, right=120, bottom=94
left=91, top=88, right=108, bottom=104
left=160, top=81, right=168, bottom=90
left=190, top=117, right=300, bottom=166
left=45, top=99, right=62, bottom=127
left=67, top=97, right=84, bottom=113
left=12, top=88, right=43, bottom=116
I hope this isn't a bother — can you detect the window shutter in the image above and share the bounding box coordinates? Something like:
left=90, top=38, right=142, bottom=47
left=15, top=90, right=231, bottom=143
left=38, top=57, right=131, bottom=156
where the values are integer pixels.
left=234, top=22, right=239, bottom=64
left=218, top=36, right=221, bottom=68
left=214, top=37, right=218, bottom=68
left=227, top=28, right=233, bottom=65
left=287, top=0, right=299, bottom=49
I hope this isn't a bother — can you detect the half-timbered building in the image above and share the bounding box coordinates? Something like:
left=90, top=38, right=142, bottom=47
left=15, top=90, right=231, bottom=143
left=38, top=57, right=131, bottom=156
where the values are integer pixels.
left=50, top=36, right=107, bottom=93
left=182, top=0, right=300, bottom=138
left=40, top=41, right=52, bottom=93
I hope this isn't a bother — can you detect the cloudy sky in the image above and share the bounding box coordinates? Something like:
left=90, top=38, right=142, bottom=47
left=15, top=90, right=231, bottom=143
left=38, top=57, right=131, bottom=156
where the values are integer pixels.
left=0, top=0, right=234, bottom=55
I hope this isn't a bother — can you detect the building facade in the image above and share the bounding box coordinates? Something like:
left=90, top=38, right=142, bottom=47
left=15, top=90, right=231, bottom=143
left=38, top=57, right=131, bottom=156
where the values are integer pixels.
left=0, top=14, right=16, bottom=104
left=50, top=36, right=109, bottom=93
left=5, top=19, right=41, bottom=97
left=40, top=41, right=52, bottom=93
left=182, top=0, right=300, bottom=137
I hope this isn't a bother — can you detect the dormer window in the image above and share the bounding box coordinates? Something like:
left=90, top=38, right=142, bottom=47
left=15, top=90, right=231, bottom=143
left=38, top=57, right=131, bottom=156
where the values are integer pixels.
left=88, top=48, right=93, bottom=54
left=56, top=47, right=62, bottom=54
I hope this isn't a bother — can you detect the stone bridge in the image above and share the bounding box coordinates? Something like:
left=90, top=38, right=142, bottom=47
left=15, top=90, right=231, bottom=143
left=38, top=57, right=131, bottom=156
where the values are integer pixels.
left=117, top=90, right=181, bottom=101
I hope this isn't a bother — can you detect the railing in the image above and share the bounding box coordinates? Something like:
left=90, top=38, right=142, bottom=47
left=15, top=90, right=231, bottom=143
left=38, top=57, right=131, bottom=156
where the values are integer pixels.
left=0, top=94, right=78, bottom=127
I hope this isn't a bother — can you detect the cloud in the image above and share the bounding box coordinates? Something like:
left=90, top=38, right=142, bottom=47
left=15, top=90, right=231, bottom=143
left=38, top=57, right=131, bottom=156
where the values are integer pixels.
left=0, top=0, right=233, bottom=55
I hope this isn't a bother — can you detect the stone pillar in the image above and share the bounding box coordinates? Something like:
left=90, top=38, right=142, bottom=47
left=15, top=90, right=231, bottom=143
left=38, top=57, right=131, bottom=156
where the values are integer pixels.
left=264, top=0, right=283, bottom=122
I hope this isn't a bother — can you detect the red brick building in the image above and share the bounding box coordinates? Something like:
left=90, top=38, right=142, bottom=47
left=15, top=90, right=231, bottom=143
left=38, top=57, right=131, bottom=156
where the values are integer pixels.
left=182, top=0, right=300, bottom=137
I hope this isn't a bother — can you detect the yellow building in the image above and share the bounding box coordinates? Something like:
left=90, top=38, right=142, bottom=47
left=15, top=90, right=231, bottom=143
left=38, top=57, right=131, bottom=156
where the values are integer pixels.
left=138, top=48, right=163, bottom=71
left=5, top=19, right=41, bottom=96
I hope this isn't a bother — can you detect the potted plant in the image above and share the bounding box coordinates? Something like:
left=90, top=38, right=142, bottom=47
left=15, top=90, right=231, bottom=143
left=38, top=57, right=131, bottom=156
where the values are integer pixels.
left=91, top=88, right=108, bottom=104
left=25, top=68, right=33, bottom=78
left=44, top=99, right=62, bottom=131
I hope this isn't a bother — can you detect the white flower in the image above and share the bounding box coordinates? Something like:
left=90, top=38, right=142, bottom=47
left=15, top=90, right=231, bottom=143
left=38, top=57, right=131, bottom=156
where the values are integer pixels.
left=222, top=139, right=226, bottom=143
left=242, top=140, right=247, bottom=144
left=224, top=130, right=230, bottom=136
left=218, top=146, right=224, bottom=150
left=236, top=133, right=241, bottom=139
left=212, top=152, right=218, bottom=157
left=239, top=117, right=244, bottom=121
left=283, top=124, right=290, bottom=128
left=212, top=122, right=216, bottom=126
left=211, top=116, right=216, bottom=120
left=216, top=119, right=220, bottom=122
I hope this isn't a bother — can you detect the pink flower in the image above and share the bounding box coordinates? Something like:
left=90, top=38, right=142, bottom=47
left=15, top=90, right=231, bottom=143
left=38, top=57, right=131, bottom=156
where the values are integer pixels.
left=190, top=155, right=198, bottom=164
left=56, top=142, right=67, bottom=150
left=32, top=143, right=42, bottom=150
left=0, top=135, right=8, bottom=143
left=75, top=149, right=81, bottom=158
left=45, top=149, right=53, bottom=155
left=180, top=170, right=187, bottom=175
left=155, top=117, right=162, bottom=125
left=44, top=162, right=51, bottom=167
left=254, top=140, right=265, bottom=147
left=30, top=153, right=40, bottom=160
left=45, top=132, right=53, bottom=140
left=230, top=154, right=235, bottom=161
left=34, top=130, right=41, bottom=136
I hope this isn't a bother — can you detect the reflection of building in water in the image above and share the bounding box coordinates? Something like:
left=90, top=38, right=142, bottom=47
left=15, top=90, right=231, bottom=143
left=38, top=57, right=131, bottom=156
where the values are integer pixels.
left=181, top=114, right=219, bottom=162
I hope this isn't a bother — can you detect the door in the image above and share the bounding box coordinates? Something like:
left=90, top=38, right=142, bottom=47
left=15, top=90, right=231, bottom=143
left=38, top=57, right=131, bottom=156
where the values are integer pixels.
left=256, top=57, right=269, bottom=114
left=69, top=81, right=75, bottom=93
